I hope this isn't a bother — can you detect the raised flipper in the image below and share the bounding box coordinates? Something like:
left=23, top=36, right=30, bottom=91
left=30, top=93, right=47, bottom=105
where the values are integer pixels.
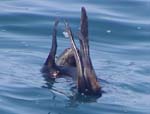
left=78, top=7, right=101, bottom=95
left=64, top=22, right=89, bottom=93
left=64, top=22, right=83, bottom=77
left=43, top=20, right=77, bottom=78
left=64, top=19, right=101, bottom=95
left=43, top=20, right=61, bottom=77
left=44, top=20, right=59, bottom=67
left=79, top=7, right=96, bottom=78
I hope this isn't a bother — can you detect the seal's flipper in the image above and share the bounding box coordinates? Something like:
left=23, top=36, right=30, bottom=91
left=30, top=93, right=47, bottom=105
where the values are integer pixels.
left=64, top=22, right=89, bottom=92
left=65, top=21, right=95, bottom=94
left=44, top=20, right=59, bottom=67
left=79, top=7, right=101, bottom=95
left=79, top=7, right=89, bottom=58
left=42, top=20, right=61, bottom=78
left=64, top=22, right=83, bottom=77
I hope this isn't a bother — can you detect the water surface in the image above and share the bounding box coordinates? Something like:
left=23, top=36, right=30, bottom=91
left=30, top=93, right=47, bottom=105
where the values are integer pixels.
left=0, top=0, right=150, bottom=114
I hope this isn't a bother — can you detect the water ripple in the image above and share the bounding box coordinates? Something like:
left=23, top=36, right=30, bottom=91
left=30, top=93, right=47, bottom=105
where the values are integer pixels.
left=0, top=0, right=150, bottom=114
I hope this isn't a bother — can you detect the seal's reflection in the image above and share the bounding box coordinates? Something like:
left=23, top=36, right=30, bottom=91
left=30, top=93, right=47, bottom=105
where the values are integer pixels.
left=42, top=73, right=102, bottom=108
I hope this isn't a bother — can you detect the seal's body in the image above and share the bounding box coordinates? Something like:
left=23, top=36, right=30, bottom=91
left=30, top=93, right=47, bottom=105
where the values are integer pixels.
left=42, top=7, right=101, bottom=96
left=56, top=48, right=76, bottom=67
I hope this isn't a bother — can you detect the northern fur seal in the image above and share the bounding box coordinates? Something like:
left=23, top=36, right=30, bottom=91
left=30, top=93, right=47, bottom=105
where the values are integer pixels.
left=42, top=7, right=101, bottom=96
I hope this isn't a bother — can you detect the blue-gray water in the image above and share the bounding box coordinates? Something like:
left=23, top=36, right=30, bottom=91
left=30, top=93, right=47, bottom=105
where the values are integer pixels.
left=0, top=0, right=150, bottom=114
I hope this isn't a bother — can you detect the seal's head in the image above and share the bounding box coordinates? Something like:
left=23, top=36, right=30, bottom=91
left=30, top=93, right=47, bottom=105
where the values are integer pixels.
left=48, top=68, right=61, bottom=78
left=50, top=70, right=60, bottom=78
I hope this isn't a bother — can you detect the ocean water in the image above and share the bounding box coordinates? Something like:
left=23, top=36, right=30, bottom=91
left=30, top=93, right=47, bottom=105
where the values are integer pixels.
left=0, top=0, right=150, bottom=114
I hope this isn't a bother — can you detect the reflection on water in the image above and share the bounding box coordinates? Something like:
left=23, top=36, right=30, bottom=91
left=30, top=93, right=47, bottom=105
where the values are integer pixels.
left=0, top=0, right=150, bottom=114
left=42, top=72, right=102, bottom=107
